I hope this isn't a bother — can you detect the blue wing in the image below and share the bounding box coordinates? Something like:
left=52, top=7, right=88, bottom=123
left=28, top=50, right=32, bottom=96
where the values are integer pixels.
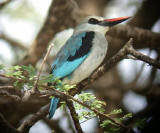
left=51, top=31, right=94, bottom=78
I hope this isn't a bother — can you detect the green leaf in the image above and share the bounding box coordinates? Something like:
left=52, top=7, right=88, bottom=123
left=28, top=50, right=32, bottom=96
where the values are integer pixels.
left=49, top=96, right=54, bottom=99
left=6, top=65, right=25, bottom=79
left=106, top=127, right=120, bottom=133
left=22, top=65, right=36, bottom=77
left=100, top=120, right=113, bottom=128
left=40, top=74, right=54, bottom=84
left=13, top=80, right=19, bottom=87
left=74, top=102, right=84, bottom=110
left=60, top=101, right=66, bottom=109
left=62, top=84, right=76, bottom=91
left=109, top=109, right=123, bottom=115
left=134, top=118, right=146, bottom=129
left=74, top=92, right=106, bottom=120
left=101, top=120, right=121, bottom=133
left=12, top=65, right=21, bottom=70
left=120, top=113, right=132, bottom=121
left=13, top=80, right=24, bottom=89
left=0, top=64, right=4, bottom=70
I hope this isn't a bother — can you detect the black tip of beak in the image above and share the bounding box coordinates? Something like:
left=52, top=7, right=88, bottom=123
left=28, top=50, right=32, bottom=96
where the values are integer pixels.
left=100, top=16, right=131, bottom=27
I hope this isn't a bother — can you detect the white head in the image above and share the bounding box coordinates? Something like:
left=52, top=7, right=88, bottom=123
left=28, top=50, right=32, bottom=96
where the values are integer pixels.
left=74, top=16, right=130, bottom=35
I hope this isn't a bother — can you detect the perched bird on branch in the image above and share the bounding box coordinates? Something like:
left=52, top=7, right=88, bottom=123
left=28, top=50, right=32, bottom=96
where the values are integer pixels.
left=49, top=16, right=130, bottom=119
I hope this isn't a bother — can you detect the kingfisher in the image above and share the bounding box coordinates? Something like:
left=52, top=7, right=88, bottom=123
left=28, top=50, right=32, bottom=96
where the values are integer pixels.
left=49, top=16, right=130, bottom=119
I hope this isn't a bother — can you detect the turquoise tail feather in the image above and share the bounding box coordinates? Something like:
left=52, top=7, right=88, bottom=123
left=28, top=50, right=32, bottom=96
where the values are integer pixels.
left=49, top=97, right=59, bottom=119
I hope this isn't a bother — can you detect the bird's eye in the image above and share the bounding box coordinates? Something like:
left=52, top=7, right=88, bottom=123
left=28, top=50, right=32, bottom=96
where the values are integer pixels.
left=88, top=18, right=100, bottom=24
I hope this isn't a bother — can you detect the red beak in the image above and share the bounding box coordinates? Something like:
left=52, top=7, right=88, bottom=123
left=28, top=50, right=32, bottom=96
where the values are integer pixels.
left=104, top=16, right=130, bottom=22
left=100, top=16, right=131, bottom=26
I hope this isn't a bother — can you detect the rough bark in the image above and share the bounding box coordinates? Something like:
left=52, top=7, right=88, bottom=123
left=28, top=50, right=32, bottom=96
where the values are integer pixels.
left=128, top=0, right=160, bottom=29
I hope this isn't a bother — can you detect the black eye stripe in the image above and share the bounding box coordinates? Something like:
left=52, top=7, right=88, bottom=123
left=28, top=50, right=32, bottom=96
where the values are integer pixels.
left=88, top=18, right=100, bottom=24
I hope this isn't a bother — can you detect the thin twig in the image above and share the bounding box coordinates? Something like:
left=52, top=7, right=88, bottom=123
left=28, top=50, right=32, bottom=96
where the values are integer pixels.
left=33, top=43, right=54, bottom=92
left=147, top=52, right=160, bottom=88
left=0, top=113, right=20, bottom=133
left=125, top=55, right=137, bottom=60
left=67, top=101, right=84, bottom=133
left=128, top=49, right=152, bottom=88
left=0, top=33, right=27, bottom=50
left=17, top=104, right=50, bottom=133
left=22, top=43, right=54, bottom=101
left=0, top=74, right=26, bottom=82
left=80, top=116, right=96, bottom=124
left=0, top=86, right=14, bottom=89
left=64, top=106, right=77, bottom=133
left=126, top=45, right=160, bottom=69
left=0, top=90, right=21, bottom=101
left=43, top=118, right=66, bottom=133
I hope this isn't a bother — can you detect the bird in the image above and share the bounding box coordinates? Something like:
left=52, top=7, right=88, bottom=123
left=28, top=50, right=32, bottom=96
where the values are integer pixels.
left=49, top=16, right=130, bottom=119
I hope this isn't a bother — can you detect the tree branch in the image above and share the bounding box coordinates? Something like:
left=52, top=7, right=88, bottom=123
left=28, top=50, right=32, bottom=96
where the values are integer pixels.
left=0, top=90, right=21, bottom=102
left=17, top=104, right=50, bottom=133
left=126, top=46, right=160, bottom=69
left=0, top=0, right=12, bottom=9
left=107, top=25, right=160, bottom=50
left=43, top=118, right=66, bottom=133
left=0, top=33, right=27, bottom=50
left=0, top=86, right=14, bottom=89
left=0, top=113, right=19, bottom=133
left=33, top=43, right=54, bottom=92
left=22, top=43, right=54, bottom=102
left=128, top=0, right=160, bottom=29
left=67, top=101, right=84, bottom=133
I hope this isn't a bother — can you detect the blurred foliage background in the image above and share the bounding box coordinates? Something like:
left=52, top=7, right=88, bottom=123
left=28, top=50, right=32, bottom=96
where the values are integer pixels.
left=0, top=0, right=160, bottom=133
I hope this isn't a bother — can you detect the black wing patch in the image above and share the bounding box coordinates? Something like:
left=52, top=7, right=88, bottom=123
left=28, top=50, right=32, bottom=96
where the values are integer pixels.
left=67, top=31, right=95, bottom=61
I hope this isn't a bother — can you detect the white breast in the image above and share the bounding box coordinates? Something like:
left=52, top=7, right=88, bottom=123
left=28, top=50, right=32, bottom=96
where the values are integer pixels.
left=63, top=32, right=108, bottom=84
